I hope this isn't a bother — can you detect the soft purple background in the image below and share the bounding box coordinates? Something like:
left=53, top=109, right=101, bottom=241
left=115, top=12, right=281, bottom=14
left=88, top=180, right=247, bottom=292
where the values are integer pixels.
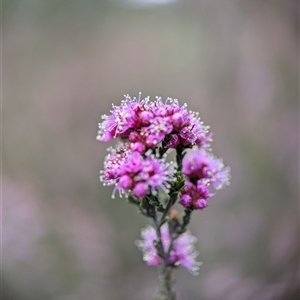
left=3, top=1, right=299, bottom=299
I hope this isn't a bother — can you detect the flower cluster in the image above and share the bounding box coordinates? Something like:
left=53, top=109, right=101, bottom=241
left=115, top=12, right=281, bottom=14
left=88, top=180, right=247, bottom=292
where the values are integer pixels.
left=97, top=93, right=212, bottom=151
left=97, top=93, right=230, bottom=284
left=135, top=223, right=201, bottom=275
left=98, top=94, right=230, bottom=204
left=101, top=144, right=174, bottom=198
left=180, top=148, right=231, bottom=210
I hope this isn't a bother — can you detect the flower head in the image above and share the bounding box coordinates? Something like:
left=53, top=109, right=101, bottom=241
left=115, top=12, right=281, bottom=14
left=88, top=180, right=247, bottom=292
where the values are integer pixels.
left=141, top=117, right=173, bottom=147
left=180, top=148, right=231, bottom=210
left=182, top=148, right=231, bottom=189
left=179, top=180, right=212, bottom=210
left=97, top=94, right=212, bottom=150
left=135, top=223, right=202, bottom=275
left=100, top=143, right=132, bottom=187
left=96, top=93, right=151, bottom=141
left=101, top=146, right=174, bottom=198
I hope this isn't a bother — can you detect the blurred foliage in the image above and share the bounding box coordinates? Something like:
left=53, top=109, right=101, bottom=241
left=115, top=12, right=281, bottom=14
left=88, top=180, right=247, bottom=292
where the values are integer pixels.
left=3, top=0, right=299, bottom=300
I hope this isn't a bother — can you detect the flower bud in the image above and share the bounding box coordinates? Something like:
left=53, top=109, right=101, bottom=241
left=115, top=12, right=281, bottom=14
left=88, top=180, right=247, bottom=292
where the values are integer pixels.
left=133, top=182, right=148, bottom=198
left=131, top=142, right=146, bottom=153
left=195, top=199, right=207, bottom=209
left=180, top=194, right=192, bottom=207
left=118, top=175, right=133, bottom=189
left=139, top=111, right=154, bottom=124
left=172, top=112, right=184, bottom=127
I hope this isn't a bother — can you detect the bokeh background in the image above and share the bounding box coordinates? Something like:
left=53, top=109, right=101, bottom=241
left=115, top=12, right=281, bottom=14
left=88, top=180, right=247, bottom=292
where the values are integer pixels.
left=3, top=0, right=299, bottom=299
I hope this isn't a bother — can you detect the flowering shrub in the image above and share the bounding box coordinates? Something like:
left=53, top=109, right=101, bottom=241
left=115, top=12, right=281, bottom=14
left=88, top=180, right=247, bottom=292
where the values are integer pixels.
left=97, top=93, right=230, bottom=300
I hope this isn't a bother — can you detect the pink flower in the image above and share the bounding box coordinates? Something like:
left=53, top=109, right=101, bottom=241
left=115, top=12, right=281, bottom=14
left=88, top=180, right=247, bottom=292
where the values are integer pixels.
left=141, top=117, right=173, bottom=147
left=179, top=180, right=211, bottom=210
left=97, top=94, right=212, bottom=150
left=131, top=142, right=146, bottom=153
left=149, top=97, right=211, bottom=148
left=98, top=94, right=230, bottom=208
left=182, top=148, right=231, bottom=189
left=133, top=182, right=149, bottom=198
left=100, top=144, right=132, bottom=187
left=180, top=148, right=231, bottom=210
left=187, top=113, right=212, bottom=148
left=101, top=146, right=174, bottom=198
left=180, top=194, right=192, bottom=207
left=97, top=94, right=151, bottom=141
left=135, top=223, right=202, bottom=275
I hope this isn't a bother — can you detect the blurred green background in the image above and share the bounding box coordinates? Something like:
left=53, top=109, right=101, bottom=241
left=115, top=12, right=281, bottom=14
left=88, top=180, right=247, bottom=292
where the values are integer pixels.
left=3, top=0, right=299, bottom=299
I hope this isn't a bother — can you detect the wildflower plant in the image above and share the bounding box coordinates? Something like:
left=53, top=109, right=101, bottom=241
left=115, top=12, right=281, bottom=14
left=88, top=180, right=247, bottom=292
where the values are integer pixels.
left=97, top=93, right=230, bottom=300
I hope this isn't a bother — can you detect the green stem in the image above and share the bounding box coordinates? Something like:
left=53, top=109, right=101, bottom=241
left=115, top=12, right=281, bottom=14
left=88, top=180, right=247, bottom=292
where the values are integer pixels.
left=176, top=146, right=185, bottom=171
left=159, top=197, right=173, bottom=226
left=156, top=266, right=176, bottom=300
left=148, top=146, right=188, bottom=299
left=151, top=206, right=176, bottom=300
left=177, top=208, right=193, bottom=235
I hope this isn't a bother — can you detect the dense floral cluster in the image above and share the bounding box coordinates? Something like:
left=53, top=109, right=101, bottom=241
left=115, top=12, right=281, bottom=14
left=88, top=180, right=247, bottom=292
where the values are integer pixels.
left=98, top=94, right=230, bottom=205
left=180, top=148, right=231, bottom=210
left=97, top=94, right=231, bottom=279
left=101, top=144, right=174, bottom=198
left=97, top=93, right=212, bottom=151
left=136, top=223, right=201, bottom=275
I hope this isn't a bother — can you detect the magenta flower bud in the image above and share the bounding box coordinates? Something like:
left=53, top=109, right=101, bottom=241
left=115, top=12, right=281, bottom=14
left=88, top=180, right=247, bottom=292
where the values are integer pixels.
left=124, top=152, right=143, bottom=173
left=146, top=134, right=160, bottom=147
left=179, top=127, right=197, bottom=146
left=180, top=194, right=192, bottom=207
left=172, top=112, right=184, bottom=127
left=133, top=182, right=148, bottom=198
left=131, top=142, right=146, bottom=153
left=118, top=175, right=133, bottom=189
left=179, top=181, right=211, bottom=210
left=195, top=199, right=207, bottom=209
left=197, top=180, right=212, bottom=198
left=139, top=111, right=154, bottom=124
